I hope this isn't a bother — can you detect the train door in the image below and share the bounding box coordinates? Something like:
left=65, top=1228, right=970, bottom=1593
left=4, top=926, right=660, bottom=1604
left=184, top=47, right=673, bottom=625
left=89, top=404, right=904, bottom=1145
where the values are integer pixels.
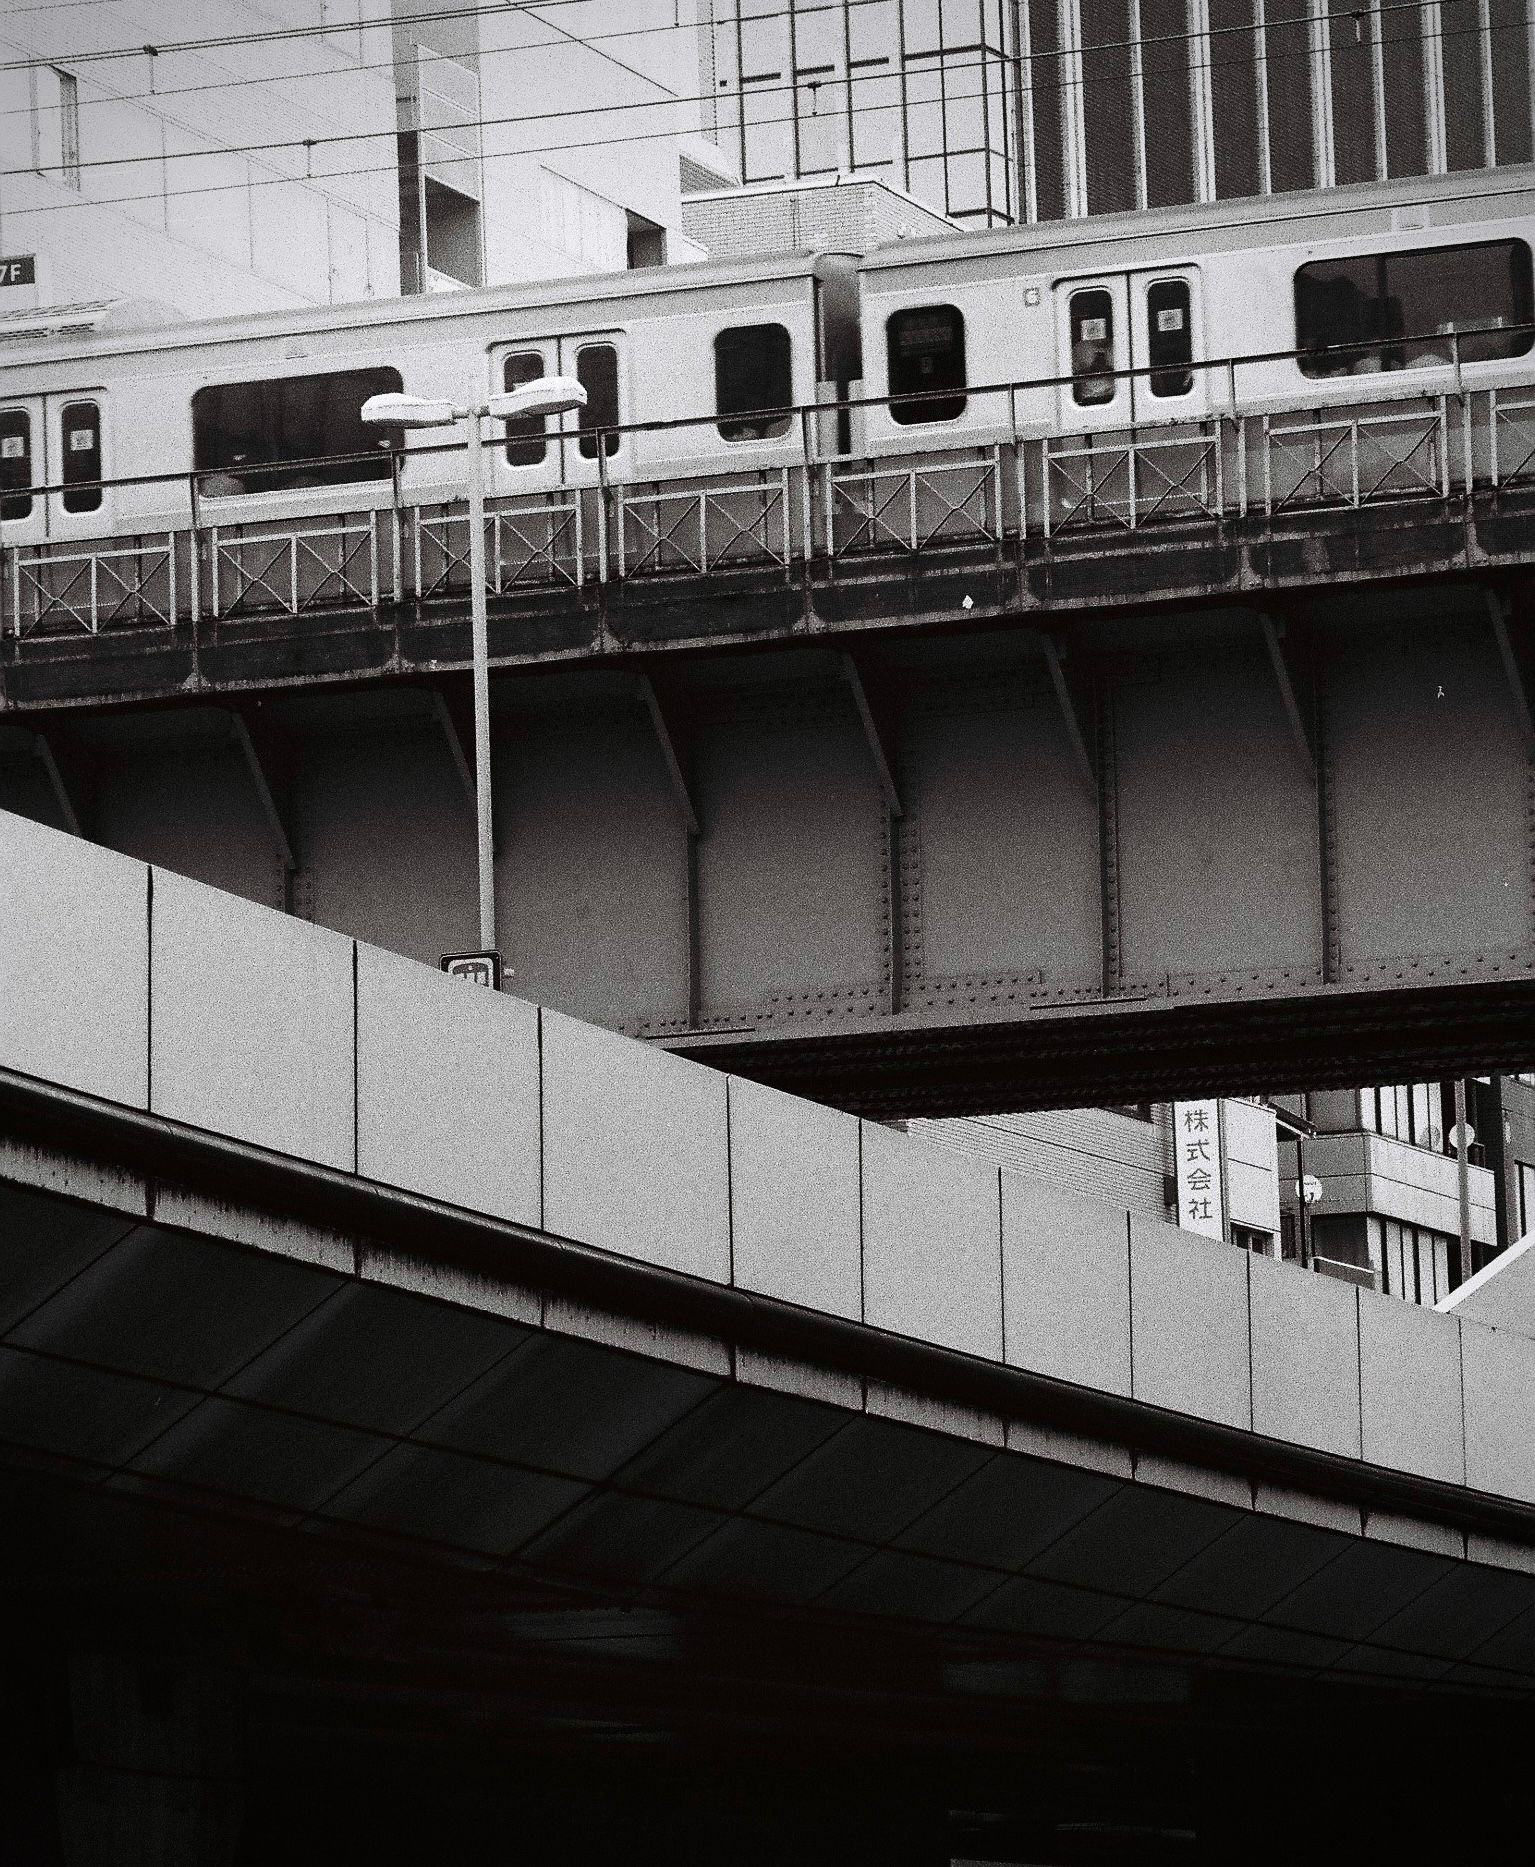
left=1127, top=268, right=1205, bottom=421
left=0, top=392, right=110, bottom=545
left=1056, top=268, right=1205, bottom=426
left=489, top=331, right=626, bottom=495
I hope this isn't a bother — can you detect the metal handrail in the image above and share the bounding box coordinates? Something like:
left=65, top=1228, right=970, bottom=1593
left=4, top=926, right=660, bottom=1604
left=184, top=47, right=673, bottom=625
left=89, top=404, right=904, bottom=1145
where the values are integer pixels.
left=4, top=317, right=1532, bottom=510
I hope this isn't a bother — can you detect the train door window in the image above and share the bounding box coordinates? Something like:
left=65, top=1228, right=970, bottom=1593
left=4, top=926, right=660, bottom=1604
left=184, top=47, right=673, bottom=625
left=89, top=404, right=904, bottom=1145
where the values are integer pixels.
left=502, top=351, right=548, bottom=466
left=1145, top=280, right=1193, bottom=398
left=60, top=401, right=102, bottom=513
left=1296, top=238, right=1534, bottom=376
left=887, top=305, right=967, bottom=423
left=715, top=324, right=793, bottom=441
left=1069, top=290, right=1117, bottom=405
left=0, top=409, right=32, bottom=520
left=575, top=343, right=619, bottom=459
left=192, top=366, right=403, bottom=495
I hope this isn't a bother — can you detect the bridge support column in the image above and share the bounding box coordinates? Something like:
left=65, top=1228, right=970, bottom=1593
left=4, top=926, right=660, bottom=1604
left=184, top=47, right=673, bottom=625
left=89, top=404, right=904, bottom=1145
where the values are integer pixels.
left=55, top=1653, right=244, bottom=1867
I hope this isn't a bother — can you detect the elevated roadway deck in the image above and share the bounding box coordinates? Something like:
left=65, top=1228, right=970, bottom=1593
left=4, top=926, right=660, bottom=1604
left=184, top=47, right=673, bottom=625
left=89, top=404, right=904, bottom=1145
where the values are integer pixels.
left=4, top=811, right=1535, bottom=1856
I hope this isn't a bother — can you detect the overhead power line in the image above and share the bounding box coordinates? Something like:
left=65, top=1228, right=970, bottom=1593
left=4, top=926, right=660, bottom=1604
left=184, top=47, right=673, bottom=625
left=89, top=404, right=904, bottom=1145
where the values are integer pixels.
left=14, top=13, right=1529, bottom=225
left=0, top=0, right=1479, bottom=181
left=0, top=0, right=685, bottom=70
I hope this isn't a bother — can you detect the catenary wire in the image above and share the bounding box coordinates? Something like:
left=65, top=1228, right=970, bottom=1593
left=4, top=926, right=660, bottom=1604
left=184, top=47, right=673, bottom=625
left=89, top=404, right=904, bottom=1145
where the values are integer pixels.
left=0, top=0, right=1484, bottom=181
left=12, top=18, right=1526, bottom=226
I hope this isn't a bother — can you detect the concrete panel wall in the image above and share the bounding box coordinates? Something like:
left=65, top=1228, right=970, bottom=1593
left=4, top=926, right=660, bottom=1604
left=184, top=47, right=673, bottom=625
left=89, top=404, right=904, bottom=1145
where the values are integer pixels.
left=728, top=1077, right=861, bottom=1319
left=356, top=944, right=540, bottom=1227
left=861, top=1122, right=1002, bottom=1356
left=0, top=810, right=150, bottom=1108
left=1249, top=1255, right=1361, bottom=1458
left=9, top=806, right=1534, bottom=1515
left=1115, top=642, right=1322, bottom=981
left=1129, top=1216, right=1252, bottom=1430
left=541, top=1011, right=730, bottom=1282
left=150, top=868, right=357, bottom=1172
left=1002, top=1175, right=1132, bottom=1394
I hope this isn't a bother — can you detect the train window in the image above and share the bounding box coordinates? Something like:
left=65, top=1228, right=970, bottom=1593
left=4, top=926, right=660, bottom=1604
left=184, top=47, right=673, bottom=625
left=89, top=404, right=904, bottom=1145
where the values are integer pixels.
left=1145, top=281, right=1194, bottom=398
left=1069, top=290, right=1117, bottom=406
left=714, top=324, right=793, bottom=442
left=502, top=351, right=548, bottom=466
left=575, top=343, right=619, bottom=459
left=60, top=401, right=102, bottom=513
left=192, top=366, right=403, bottom=495
left=1296, top=239, right=1534, bottom=377
left=887, top=305, right=967, bottom=423
left=0, top=409, right=31, bottom=520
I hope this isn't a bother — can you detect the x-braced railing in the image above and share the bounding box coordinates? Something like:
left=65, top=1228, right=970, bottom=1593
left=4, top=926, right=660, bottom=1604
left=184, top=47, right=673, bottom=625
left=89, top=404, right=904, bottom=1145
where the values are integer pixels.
left=207, top=514, right=380, bottom=619
left=1263, top=406, right=1447, bottom=514
left=6, top=534, right=181, bottom=637
left=615, top=472, right=791, bottom=577
left=824, top=450, right=1001, bottom=560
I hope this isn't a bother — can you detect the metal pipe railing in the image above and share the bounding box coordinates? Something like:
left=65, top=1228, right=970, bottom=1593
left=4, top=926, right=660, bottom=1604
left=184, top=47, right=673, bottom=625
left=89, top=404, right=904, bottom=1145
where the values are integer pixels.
left=3, top=317, right=1533, bottom=511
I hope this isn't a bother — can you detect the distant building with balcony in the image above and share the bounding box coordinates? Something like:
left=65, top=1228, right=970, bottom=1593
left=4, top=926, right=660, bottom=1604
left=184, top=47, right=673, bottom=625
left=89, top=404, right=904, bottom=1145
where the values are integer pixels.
left=918, top=1079, right=1535, bottom=1310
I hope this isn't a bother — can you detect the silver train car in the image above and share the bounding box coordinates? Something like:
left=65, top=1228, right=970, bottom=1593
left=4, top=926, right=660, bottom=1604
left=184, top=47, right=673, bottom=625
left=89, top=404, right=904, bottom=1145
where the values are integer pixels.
left=2, top=165, right=1533, bottom=587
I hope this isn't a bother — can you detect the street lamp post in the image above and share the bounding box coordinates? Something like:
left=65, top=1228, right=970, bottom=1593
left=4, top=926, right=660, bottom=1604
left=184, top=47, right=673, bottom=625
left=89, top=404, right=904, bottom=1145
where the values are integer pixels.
left=362, top=377, right=586, bottom=959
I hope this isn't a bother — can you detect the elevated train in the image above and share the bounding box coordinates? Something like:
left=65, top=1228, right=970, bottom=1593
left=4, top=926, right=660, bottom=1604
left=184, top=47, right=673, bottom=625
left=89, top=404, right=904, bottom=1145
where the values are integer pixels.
left=3, top=164, right=1533, bottom=561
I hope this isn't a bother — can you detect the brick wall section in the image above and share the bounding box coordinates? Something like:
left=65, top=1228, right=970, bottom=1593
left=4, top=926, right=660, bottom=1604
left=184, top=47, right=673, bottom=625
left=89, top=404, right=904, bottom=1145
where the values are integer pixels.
left=910, top=1108, right=1172, bottom=1221
left=681, top=177, right=955, bottom=258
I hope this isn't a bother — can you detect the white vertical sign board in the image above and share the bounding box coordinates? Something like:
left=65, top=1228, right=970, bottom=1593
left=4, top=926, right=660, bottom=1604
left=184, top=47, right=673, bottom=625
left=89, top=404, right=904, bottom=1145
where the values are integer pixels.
left=1173, top=1100, right=1225, bottom=1241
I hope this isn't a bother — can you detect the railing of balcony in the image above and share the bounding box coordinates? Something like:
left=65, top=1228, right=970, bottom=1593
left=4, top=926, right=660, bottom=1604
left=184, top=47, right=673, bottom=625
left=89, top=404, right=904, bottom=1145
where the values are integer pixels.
left=5, top=322, right=1535, bottom=640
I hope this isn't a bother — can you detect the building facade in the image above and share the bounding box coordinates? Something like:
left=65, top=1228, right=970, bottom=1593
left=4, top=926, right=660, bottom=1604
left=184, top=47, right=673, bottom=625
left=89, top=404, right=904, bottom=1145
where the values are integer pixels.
left=0, top=1, right=402, bottom=319
left=699, top=0, right=1535, bottom=229
left=1, top=0, right=719, bottom=321
left=700, top=0, right=1025, bottom=226
left=394, top=0, right=715, bottom=293
left=921, top=1076, right=1535, bottom=1312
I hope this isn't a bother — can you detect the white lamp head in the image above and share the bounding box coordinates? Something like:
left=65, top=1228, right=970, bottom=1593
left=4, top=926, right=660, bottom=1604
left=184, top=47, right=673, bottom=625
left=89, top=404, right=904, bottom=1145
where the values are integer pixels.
left=360, top=392, right=460, bottom=428
left=486, top=376, right=588, bottom=422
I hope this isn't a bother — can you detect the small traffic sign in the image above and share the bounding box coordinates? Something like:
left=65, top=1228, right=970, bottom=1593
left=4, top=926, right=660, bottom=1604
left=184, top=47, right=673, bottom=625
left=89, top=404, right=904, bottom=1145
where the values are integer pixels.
left=440, top=950, right=501, bottom=989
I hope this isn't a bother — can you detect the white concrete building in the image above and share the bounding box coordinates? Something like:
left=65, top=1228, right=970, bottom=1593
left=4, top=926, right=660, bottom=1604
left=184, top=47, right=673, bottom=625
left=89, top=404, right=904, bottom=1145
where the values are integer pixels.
left=0, top=1, right=401, bottom=319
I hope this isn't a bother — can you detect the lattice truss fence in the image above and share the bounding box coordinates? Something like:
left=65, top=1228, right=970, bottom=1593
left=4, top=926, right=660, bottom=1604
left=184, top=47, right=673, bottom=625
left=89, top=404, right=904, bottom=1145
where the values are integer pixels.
left=414, top=495, right=583, bottom=598
left=825, top=450, right=1004, bottom=558
left=205, top=514, right=386, bottom=619
left=615, top=472, right=792, bottom=577
left=1042, top=426, right=1223, bottom=533
left=6, top=534, right=183, bottom=637
left=1261, top=403, right=1450, bottom=512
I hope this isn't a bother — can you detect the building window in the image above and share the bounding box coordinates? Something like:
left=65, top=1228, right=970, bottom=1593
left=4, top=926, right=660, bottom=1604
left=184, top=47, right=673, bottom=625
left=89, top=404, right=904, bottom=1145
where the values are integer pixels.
left=887, top=305, right=967, bottom=422
left=1518, top=1161, right=1535, bottom=1237
left=1371, top=1215, right=1453, bottom=1306
left=192, top=368, right=403, bottom=496
left=575, top=344, right=620, bottom=459
left=502, top=353, right=548, bottom=467
left=33, top=67, right=81, bottom=190
left=1296, top=240, right=1535, bottom=378
left=1232, top=1224, right=1276, bottom=1256
left=1360, top=1082, right=1445, bottom=1150
left=715, top=324, right=793, bottom=441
